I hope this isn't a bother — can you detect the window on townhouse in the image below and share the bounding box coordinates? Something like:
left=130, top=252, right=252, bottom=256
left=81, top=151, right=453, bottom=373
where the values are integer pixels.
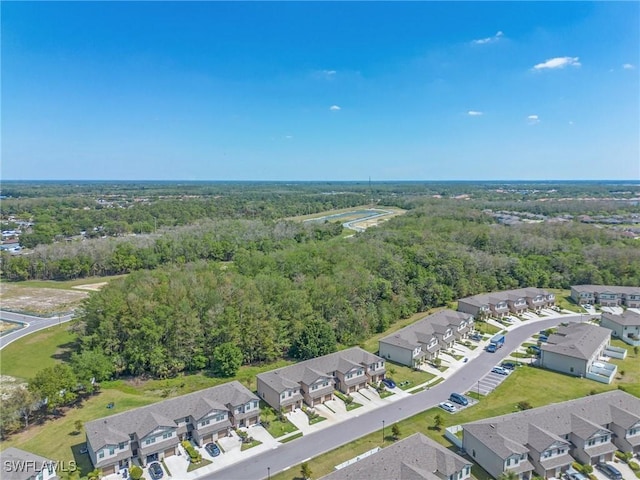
left=146, top=437, right=156, bottom=445
left=253, top=401, right=258, bottom=408
left=109, top=447, right=115, bottom=455
left=288, top=391, right=292, bottom=397
left=601, top=436, right=608, bottom=443
left=185, top=417, right=189, bottom=423
left=506, top=458, right=511, bottom=466
left=587, top=439, right=596, bottom=446
left=163, top=432, right=172, bottom=439
left=99, top=452, right=104, bottom=459
left=119, top=442, right=126, bottom=450
left=281, top=393, right=285, bottom=399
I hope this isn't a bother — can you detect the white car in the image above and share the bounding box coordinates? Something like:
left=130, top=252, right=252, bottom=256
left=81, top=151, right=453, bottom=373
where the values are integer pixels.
left=439, top=402, right=457, bottom=413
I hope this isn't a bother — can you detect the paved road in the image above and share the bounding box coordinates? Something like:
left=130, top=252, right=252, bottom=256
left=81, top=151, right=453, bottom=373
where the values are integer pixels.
left=0, top=310, right=74, bottom=350
left=205, top=314, right=585, bottom=480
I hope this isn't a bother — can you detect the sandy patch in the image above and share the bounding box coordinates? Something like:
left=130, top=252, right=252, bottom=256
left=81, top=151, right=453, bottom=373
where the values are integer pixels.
left=71, top=282, right=108, bottom=291
left=0, top=284, right=88, bottom=315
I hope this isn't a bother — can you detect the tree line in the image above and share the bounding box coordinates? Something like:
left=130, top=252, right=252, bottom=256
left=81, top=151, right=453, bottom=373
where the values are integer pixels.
left=74, top=201, right=640, bottom=378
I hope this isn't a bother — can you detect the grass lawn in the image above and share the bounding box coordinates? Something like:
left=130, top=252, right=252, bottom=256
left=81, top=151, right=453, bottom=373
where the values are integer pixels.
left=271, top=347, right=639, bottom=480
left=346, top=402, right=363, bottom=411
left=280, top=432, right=303, bottom=443
left=473, top=322, right=501, bottom=335
left=1, top=324, right=78, bottom=381
left=0, top=388, right=161, bottom=476
left=259, top=403, right=298, bottom=438
left=240, top=439, right=262, bottom=451
left=549, top=288, right=581, bottom=312
left=384, top=361, right=436, bottom=390
left=187, top=458, right=212, bottom=472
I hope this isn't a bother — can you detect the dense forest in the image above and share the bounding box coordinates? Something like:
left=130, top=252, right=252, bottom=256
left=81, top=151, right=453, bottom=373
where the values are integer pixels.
left=75, top=200, right=640, bottom=378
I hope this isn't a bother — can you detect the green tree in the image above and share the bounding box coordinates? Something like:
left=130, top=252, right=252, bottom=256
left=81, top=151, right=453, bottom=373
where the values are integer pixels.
left=74, top=420, right=83, bottom=433
left=634, top=346, right=638, bottom=357
left=211, top=342, right=243, bottom=377
left=29, top=364, right=78, bottom=412
left=498, top=472, right=518, bottom=480
left=290, top=318, right=337, bottom=360
left=71, top=350, right=115, bottom=384
left=391, top=423, right=401, bottom=440
left=300, top=462, right=312, bottom=480
left=129, top=465, right=143, bottom=480
left=433, top=414, right=443, bottom=431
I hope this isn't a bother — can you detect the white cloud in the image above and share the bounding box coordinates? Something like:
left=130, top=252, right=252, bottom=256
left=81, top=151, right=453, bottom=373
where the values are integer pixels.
left=533, top=56, right=581, bottom=70
left=527, top=114, right=540, bottom=124
left=323, top=69, right=337, bottom=76
left=623, top=63, right=635, bottom=70
left=472, top=31, right=504, bottom=45
left=568, top=121, right=574, bottom=126
left=285, top=135, right=293, bottom=139
left=329, top=105, right=341, bottom=111
left=467, top=111, right=483, bottom=116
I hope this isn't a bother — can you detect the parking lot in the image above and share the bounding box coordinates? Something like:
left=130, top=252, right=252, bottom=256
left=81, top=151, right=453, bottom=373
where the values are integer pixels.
left=473, top=368, right=512, bottom=396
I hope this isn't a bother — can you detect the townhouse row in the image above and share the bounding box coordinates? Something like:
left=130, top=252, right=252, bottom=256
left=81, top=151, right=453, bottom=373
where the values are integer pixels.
left=462, top=390, right=640, bottom=480
left=571, top=285, right=640, bottom=308
left=256, top=347, right=386, bottom=412
left=457, top=287, right=556, bottom=318
left=84, top=381, right=259, bottom=476
left=378, top=309, right=474, bottom=368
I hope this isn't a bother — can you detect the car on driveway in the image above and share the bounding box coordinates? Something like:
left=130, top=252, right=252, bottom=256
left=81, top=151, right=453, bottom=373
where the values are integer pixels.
left=564, top=470, right=588, bottom=480
left=595, top=463, right=622, bottom=480
left=382, top=378, right=396, bottom=389
left=148, top=462, right=164, bottom=480
left=449, top=393, right=468, bottom=406
left=491, top=366, right=509, bottom=375
left=205, top=442, right=221, bottom=457
left=501, top=362, right=516, bottom=370
left=439, top=402, right=457, bottom=413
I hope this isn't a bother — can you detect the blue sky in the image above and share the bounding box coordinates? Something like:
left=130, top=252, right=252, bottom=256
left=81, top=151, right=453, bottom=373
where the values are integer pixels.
left=2, top=1, right=639, bottom=181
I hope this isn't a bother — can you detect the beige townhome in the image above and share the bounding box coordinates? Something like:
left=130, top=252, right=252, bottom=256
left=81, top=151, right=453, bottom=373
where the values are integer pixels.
left=84, top=381, right=259, bottom=475
left=571, top=285, right=640, bottom=307
left=539, top=323, right=626, bottom=384
left=320, top=433, right=472, bottom=480
left=256, top=347, right=385, bottom=412
left=600, top=310, right=640, bottom=346
left=378, top=309, right=473, bottom=367
left=458, top=288, right=555, bottom=318
left=462, top=390, right=640, bottom=480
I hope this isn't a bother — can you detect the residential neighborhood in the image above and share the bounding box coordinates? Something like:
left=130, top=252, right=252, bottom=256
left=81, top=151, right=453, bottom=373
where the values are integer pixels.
left=461, top=390, right=640, bottom=480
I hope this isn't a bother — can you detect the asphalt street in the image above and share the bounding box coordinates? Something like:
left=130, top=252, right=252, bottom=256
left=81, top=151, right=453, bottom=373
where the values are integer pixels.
left=205, top=314, right=585, bottom=480
left=0, top=310, right=74, bottom=350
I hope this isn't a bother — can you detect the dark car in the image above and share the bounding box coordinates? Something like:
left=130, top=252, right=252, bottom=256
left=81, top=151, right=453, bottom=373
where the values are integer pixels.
left=529, top=345, right=541, bottom=354
left=205, top=442, right=221, bottom=457
left=595, top=463, right=622, bottom=480
left=449, top=392, right=468, bottom=406
left=148, top=462, right=164, bottom=480
left=382, top=378, right=396, bottom=389
left=501, top=362, right=516, bottom=370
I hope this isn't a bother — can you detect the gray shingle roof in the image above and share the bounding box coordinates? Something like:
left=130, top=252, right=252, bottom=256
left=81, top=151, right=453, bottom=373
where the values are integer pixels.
left=0, top=448, right=54, bottom=480
left=379, top=309, right=471, bottom=349
left=319, top=433, right=471, bottom=480
left=458, top=288, right=552, bottom=308
left=571, top=285, right=640, bottom=295
left=541, top=323, right=610, bottom=360
left=602, top=310, right=640, bottom=326
left=257, top=347, right=384, bottom=394
left=462, top=390, right=640, bottom=460
left=85, top=380, right=257, bottom=450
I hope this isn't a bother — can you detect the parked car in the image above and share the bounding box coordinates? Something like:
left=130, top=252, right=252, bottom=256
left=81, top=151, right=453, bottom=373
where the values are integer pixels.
left=501, top=362, right=516, bottom=370
left=491, top=366, right=509, bottom=375
left=148, top=462, right=164, bottom=480
left=539, top=335, right=548, bottom=342
left=595, top=463, right=622, bottom=480
left=564, top=471, right=588, bottom=480
left=205, top=442, right=221, bottom=457
left=382, top=378, right=396, bottom=389
left=439, top=402, right=457, bottom=413
left=462, top=357, right=468, bottom=363
left=449, top=393, right=468, bottom=406
left=529, top=345, right=541, bottom=354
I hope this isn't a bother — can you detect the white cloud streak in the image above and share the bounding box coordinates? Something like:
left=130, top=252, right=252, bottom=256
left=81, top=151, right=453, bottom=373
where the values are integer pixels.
left=472, top=31, right=504, bottom=45
left=527, top=114, right=540, bottom=124
left=623, top=63, right=635, bottom=70
left=533, top=56, right=581, bottom=70
left=467, top=111, right=483, bottom=116
left=329, top=105, right=341, bottom=111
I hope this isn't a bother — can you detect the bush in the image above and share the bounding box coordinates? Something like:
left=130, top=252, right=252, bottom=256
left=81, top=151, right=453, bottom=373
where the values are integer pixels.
left=181, top=440, right=202, bottom=463
left=629, top=461, right=639, bottom=471
left=130, top=466, right=143, bottom=480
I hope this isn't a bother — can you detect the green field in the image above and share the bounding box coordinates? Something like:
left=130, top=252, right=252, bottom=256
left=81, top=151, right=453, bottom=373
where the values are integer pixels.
left=1, top=324, right=78, bottom=381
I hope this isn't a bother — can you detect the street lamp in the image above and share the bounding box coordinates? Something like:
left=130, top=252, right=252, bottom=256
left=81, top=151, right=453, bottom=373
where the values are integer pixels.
left=477, top=380, right=480, bottom=398
left=382, top=420, right=385, bottom=443
left=267, top=467, right=270, bottom=480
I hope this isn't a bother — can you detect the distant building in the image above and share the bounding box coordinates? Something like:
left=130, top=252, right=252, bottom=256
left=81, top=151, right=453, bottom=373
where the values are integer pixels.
left=600, top=310, right=640, bottom=346
left=458, top=288, right=555, bottom=318
left=571, top=285, right=640, bottom=308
